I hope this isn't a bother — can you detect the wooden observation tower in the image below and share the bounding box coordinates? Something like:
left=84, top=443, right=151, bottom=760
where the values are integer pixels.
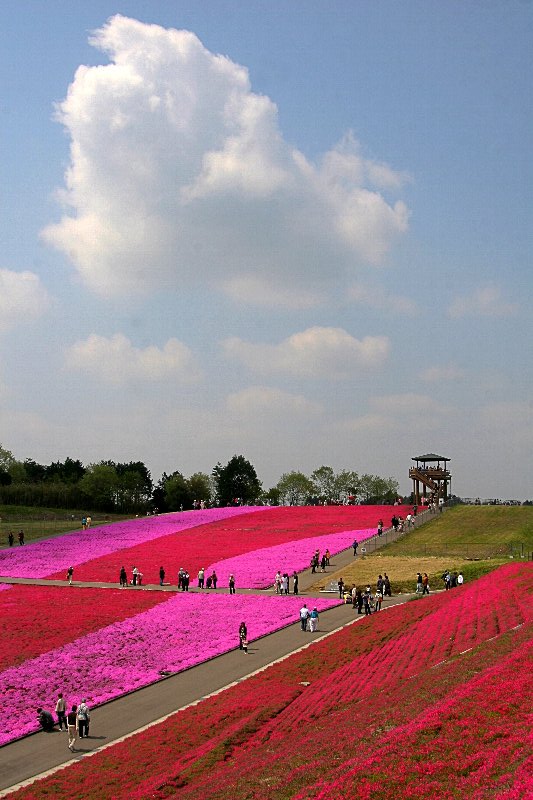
left=409, top=453, right=451, bottom=505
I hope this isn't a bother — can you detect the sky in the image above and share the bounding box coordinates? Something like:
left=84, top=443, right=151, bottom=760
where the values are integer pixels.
left=0, top=1, right=531, bottom=500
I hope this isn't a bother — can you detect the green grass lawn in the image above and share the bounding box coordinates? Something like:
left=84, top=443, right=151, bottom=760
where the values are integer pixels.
left=386, top=505, right=533, bottom=559
left=0, top=505, right=133, bottom=546
left=314, top=505, right=533, bottom=593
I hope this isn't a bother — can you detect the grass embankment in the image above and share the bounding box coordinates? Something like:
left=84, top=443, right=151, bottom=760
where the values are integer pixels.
left=312, top=505, right=533, bottom=594
left=0, top=505, right=132, bottom=546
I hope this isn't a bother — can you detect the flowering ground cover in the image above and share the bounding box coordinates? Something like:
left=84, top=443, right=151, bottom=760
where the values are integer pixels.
left=0, top=592, right=339, bottom=746
left=7, top=563, right=531, bottom=800
left=0, top=506, right=264, bottom=580
left=46, top=505, right=410, bottom=586
left=0, top=585, right=167, bottom=670
left=205, top=528, right=376, bottom=587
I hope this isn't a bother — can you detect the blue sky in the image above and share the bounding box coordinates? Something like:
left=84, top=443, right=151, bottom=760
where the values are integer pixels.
left=0, top=1, right=531, bottom=499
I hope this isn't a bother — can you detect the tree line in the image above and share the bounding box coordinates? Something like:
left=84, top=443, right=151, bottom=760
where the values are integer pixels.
left=0, top=444, right=399, bottom=514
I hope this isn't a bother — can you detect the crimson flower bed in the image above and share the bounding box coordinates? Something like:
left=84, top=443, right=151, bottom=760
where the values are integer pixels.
left=9, top=563, right=531, bottom=800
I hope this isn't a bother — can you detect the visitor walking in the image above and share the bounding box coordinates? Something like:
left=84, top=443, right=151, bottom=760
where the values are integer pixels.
left=422, top=573, right=430, bottom=595
left=309, top=607, right=319, bottom=632
left=211, top=571, right=218, bottom=589
left=416, top=572, right=423, bottom=593
left=239, top=621, right=248, bottom=653
left=159, top=566, right=165, bottom=586
left=229, top=574, right=236, bottom=594
left=197, top=568, right=205, bottom=589
left=292, top=571, right=299, bottom=595
left=356, top=587, right=363, bottom=614
left=299, top=603, right=310, bottom=631
left=352, top=539, right=358, bottom=556
left=8, top=531, right=14, bottom=547
left=281, top=573, right=289, bottom=595
left=18, top=530, right=24, bottom=545
left=67, top=705, right=77, bottom=751
left=377, top=519, right=383, bottom=536
left=363, top=587, right=373, bottom=615
left=275, top=571, right=282, bottom=594
left=77, top=699, right=90, bottom=738
left=55, top=693, right=67, bottom=730
left=66, top=566, right=74, bottom=585
left=119, top=566, right=127, bottom=588
left=383, top=574, right=392, bottom=597
left=338, top=577, right=345, bottom=599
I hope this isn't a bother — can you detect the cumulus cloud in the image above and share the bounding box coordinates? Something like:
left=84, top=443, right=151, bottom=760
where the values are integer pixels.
left=42, top=15, right=409, bottom=302
left=0, top=269, right=49, bottom=331
left=448, top=285, right=518, bottom=318
left=64, top=333, right=201, bottom=383
left=349, top=282, right=417, bottom=315
left=222, top=326, right=390, bottom=378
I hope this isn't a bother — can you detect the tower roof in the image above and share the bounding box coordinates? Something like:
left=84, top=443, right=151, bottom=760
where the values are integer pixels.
left=412, top=453, right=450, bottom=462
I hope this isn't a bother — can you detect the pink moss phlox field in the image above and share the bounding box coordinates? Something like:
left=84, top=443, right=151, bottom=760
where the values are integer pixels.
left=49, top=505, right=403, bottom=586
left=0, top=592, right=338, bottom=745
left=206, top=528, right=375, bottom=587
left=0, top=507, right=265, bottom=579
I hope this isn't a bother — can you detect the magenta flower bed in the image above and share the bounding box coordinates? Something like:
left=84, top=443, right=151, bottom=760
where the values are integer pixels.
left=206, top=528, right=376, bottom=588
left=0, top=507, right=266, bottom=579
left=0, top=592, right=339, bottom=746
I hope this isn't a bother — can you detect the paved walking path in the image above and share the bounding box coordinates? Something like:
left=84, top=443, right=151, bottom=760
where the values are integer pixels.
left=0, top=523, right=431, bottom=794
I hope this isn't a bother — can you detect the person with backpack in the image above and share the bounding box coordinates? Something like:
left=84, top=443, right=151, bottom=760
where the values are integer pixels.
left=77, top=699, right=90, bottom=738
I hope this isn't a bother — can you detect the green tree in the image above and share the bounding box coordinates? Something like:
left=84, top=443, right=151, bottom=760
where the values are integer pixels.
left=276, top=471, right=314, bottom=505
left=213, top=455, right=262, bottom=505
left=164, top=471, right=191, bottom=511
left=79, top=463, right=120, bottom=511
left=358, top=474, right=399, bottom=504
left=333, top=469, right=360, bottom=503
left=45, top=457, right=86, bottom=484
left=187, top=472, right=212, bottom=505
left=310, top=466, right=336, bottom=501
left=0, top=444, right=16, bottom=473
left=115, top=462, right=153, bottom=511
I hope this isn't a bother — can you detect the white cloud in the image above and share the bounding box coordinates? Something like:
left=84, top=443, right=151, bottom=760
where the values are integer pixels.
left=349, top=282, right=417, bottom=315
left=226, top=385, right=321, bottom=417
left=419, top=363, right=465, bottom=382
left=448, top=285, right=518, bottom=318
left=64, top=333, right=201, bottom=384
left=222, top=327, right=390, bottom=378
left=42, top=15, right=409, bottom=303
left=0, top=269, right=49, bottom=332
